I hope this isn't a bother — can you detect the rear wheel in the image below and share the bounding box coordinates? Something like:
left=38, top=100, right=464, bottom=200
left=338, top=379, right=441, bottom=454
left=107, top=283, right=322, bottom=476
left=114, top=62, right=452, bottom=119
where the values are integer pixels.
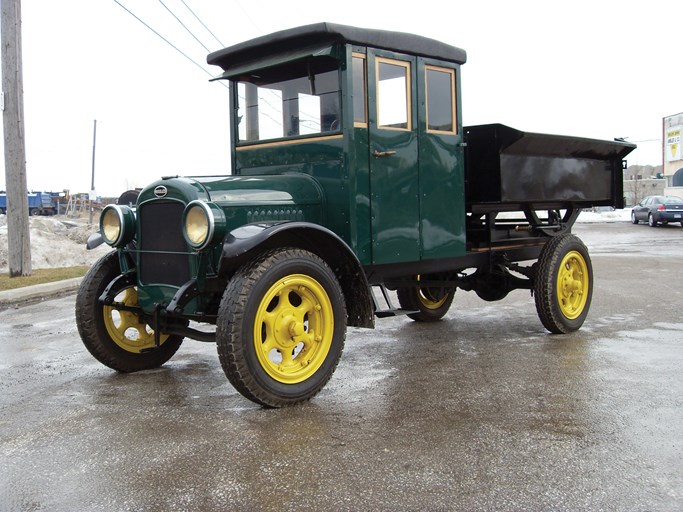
left=534, top=234, right=593, bottom=334
left=216, top=248, right=346, bottom=408
left=397, top=276, right=455, bottom=322
left=75, top=252, right=183, bottom=372
left=648, top=213, right=657, bottom=227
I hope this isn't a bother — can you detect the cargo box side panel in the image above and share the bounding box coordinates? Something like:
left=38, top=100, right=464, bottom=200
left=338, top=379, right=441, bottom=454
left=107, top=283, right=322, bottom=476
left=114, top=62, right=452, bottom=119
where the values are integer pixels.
left=464, top=124, right=635, bottom=209
left=499, top=154, right=611, bottom=203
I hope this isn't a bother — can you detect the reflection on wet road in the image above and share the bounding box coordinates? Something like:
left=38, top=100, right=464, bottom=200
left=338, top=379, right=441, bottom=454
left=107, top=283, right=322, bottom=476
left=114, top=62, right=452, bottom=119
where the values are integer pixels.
left=1, top=222, right=681, bottom=510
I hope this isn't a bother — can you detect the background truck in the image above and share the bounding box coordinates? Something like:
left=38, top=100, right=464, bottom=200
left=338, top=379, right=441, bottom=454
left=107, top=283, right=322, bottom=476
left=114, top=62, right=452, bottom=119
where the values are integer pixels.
left=76, top=23, right=635, bottom=407
left=0, top=191, right=56, bottom=216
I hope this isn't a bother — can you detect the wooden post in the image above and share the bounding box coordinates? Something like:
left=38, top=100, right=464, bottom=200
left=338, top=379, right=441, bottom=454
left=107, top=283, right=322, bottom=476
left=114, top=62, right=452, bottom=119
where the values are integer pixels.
left=89, top=119, right=97, bottom=225
left=1, top=0, right=32, bottom=277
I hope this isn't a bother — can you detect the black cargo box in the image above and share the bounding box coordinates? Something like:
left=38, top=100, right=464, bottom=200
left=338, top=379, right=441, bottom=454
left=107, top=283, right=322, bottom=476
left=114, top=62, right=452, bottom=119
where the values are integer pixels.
left=463, top=124, right=635, bottom=210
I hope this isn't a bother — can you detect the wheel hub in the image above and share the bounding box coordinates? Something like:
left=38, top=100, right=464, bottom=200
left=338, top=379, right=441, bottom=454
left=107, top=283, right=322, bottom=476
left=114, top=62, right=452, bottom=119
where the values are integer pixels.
left=103, top=287, right=168, bottom=353
left=557, top=251, right=589, bottom=319
left=253, top=274, right=333, bottom=384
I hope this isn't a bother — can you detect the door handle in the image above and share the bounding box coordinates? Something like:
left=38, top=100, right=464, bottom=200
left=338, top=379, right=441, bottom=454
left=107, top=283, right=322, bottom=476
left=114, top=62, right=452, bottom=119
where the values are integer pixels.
left=373, top=150, right=397, bottom=158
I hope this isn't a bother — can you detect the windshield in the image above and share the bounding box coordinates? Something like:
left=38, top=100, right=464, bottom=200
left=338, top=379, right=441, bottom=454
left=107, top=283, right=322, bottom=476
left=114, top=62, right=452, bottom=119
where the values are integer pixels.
left=235, top=57, right=341, bottom=143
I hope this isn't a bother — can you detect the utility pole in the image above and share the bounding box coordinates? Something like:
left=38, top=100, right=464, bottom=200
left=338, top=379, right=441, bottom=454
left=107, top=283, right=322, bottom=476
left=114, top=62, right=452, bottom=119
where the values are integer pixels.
left=1, top=0, right=31, bottom=277
left=89, top=119, right=97, bottom=224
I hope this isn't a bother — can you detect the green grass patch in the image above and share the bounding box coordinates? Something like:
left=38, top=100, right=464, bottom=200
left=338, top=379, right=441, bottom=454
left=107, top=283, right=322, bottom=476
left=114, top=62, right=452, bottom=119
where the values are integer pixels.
left=0, top=266, right=89, bottom=291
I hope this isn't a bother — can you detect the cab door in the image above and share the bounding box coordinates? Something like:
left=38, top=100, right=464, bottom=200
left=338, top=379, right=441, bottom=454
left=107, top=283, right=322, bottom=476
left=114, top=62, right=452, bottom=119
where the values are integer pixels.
left=416, top=59, right=466, bottom=259
left=367, top=49, right=419, bottom=264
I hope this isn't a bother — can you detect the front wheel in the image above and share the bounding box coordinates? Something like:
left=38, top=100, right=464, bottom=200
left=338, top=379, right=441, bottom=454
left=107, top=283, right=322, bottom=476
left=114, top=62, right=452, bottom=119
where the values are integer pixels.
left=631, top=210, right=639, bottom=224
left=75, top=251, right=183, bottom=372
left=534, top=234, right=593, bottom=334
left=396, top=276, right=455, bottom=322
left=216, top=248, right=346, bottom=408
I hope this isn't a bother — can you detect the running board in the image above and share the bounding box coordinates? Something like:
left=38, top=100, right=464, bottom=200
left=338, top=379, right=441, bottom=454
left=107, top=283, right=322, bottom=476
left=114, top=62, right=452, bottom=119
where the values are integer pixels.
left=371, top=285, right=418, bottom=318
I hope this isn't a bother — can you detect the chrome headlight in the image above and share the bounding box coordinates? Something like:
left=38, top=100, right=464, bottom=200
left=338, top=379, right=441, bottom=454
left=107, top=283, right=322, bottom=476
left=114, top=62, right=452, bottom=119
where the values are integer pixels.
left=100, top=205, right=135, bottom=247
left=182, top=201, right=226, bottom=250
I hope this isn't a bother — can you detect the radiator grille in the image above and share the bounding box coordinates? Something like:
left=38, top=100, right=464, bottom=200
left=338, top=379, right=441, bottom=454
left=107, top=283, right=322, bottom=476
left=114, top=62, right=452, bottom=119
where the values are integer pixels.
left=138, top=200, right=191, bottom=286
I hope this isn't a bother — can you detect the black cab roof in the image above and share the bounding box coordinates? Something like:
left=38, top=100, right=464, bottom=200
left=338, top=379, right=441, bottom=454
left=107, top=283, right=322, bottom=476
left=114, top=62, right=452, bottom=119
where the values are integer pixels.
left=207, top=22, right=467, bottom=72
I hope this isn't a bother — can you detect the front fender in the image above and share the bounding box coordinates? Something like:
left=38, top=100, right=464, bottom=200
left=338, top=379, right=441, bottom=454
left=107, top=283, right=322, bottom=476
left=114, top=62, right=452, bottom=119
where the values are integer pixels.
left=86, top=232, right=104, bottom=250
left=219, top=221, right=374, bottom=328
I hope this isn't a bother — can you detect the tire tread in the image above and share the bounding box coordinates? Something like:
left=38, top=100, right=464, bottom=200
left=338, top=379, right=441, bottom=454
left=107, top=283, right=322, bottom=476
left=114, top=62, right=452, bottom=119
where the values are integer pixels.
left=75, top=252, right=183, bottom=372
left=533, top=234, right=592, bottom=334
left=216, top=248, right=346, bottom=407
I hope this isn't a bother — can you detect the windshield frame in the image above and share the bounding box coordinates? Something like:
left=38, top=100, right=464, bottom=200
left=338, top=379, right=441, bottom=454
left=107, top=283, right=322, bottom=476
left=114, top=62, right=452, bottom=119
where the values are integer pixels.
left=232, top=54, right=343, bottom=147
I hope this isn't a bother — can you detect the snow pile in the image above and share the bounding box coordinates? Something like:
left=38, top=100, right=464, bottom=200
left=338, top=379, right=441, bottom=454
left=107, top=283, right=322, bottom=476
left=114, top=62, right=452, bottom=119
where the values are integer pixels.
left=1, top=208, right=634, bottom=272
left=0, top=215, right=110, bottom=272
left=576, top=208, right=632, bottom=223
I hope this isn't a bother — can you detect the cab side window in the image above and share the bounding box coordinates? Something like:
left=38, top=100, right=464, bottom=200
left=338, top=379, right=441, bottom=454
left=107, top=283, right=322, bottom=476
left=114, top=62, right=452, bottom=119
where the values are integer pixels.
left=352, top=54, right=367, bottom=126
left=425, top=66, right=456, bottom=134
left=376, top=58, right=411, bottom=130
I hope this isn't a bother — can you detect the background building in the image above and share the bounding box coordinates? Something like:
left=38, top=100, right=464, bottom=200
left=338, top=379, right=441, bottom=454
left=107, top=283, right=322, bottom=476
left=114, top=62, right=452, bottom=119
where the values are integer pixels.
left=623, top=165, right=664, bottom=206
left=663, top=112, right=683, bottom=198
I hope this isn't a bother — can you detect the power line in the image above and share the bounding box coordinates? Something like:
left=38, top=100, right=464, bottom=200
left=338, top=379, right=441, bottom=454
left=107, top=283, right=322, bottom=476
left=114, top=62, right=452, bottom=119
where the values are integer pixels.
left=112, top=0, right=225, bottom=85
left=180, top=0, right=224, bottom=48
left=158, top=0, right=210, bottom=53
left=234, top=0, right=262, bottom=34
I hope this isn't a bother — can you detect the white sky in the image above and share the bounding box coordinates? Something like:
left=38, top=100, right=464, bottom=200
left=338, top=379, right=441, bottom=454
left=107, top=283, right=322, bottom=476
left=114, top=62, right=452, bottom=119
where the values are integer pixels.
left=1, top=0, right=681, bottom=197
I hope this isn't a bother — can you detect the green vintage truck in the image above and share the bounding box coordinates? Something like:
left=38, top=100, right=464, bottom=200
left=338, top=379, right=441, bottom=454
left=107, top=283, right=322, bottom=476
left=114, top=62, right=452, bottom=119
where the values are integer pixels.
left=76, top=23, right=635, bottom=407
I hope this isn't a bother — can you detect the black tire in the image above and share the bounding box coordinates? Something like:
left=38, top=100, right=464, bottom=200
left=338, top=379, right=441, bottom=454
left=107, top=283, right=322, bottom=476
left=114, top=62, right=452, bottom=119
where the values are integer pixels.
left=75, top=251, right=183, bottom=372
left=648, top=213, right=657, bottom=227
left=397, top=278, right=455, bottom=322
left=631, top=210, right=638, bottom=224
left=216, top=248, right=346, bottom=408
left=117, top=189, right=140, bottom=206
left=534, top=234, right=593, bottom=334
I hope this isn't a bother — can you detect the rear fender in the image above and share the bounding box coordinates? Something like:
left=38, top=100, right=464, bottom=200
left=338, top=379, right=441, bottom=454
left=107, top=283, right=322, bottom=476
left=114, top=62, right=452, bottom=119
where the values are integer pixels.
left=219, top=222, right=374, bottom=328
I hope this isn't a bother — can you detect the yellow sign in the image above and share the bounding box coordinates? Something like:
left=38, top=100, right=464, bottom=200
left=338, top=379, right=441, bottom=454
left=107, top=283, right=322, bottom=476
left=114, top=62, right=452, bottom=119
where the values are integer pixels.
left=666, top=127, right=682, bottom=162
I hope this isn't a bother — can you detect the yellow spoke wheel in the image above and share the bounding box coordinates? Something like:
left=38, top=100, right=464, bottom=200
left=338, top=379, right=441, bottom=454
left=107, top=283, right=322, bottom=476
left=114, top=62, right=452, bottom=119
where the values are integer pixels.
left=216, top=249, right=346, bottom=408
left=397, top=275, right=455, bottom=322
left=254, top=274, right=334, bottom=384
left=417, top=288, right=449, bottom=310
left=534, top=234, right=593, bottom=334
left=556, top=250, right=589, bottom=320
left=75, top=252, right=183, bottom=373
left=416, top=274, right=450, bottom=310
left=103, top=287, right=169, bottom=353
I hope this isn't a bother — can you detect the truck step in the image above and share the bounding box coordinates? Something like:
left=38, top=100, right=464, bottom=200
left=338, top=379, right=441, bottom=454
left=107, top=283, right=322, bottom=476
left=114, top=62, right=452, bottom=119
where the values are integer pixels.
left=371, top=285, right=418, bottom=318
left=375, top=308, right=419, bottom=318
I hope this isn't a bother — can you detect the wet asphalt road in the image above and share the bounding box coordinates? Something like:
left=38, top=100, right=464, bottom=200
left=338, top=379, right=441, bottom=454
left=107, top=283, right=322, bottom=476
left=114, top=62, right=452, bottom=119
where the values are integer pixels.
left=1, top=222, right=682, bottom=511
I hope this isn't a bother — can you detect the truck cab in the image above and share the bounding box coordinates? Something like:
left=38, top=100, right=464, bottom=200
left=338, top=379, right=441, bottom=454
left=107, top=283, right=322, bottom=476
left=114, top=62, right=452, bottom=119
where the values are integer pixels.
left=76, top=23, right=634, bottom=407
left=212, top=25, right=467, bottom=268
